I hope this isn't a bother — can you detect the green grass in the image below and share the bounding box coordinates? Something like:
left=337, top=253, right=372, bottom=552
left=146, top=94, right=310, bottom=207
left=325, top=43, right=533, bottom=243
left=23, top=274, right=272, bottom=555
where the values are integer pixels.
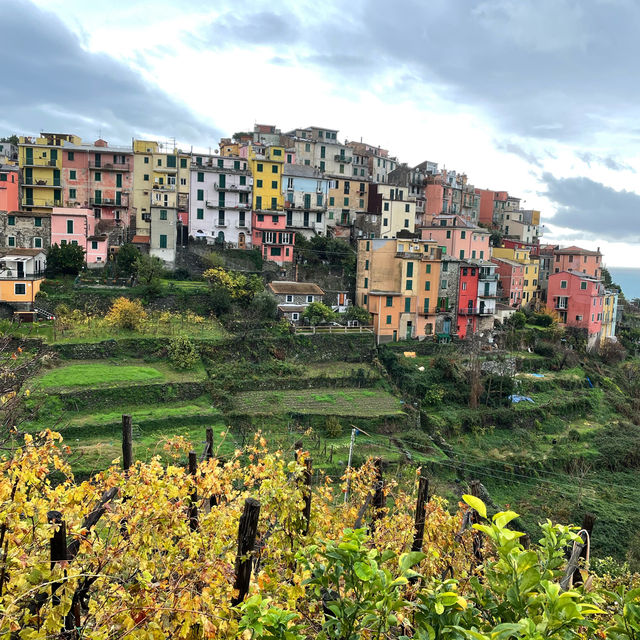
left=230, top=388, right=405, bottom=417
left=36, top=363, right=164, bottom=389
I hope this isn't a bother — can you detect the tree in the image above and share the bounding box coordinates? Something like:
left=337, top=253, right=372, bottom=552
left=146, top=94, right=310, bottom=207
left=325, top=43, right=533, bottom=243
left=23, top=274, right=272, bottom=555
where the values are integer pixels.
left=105, top=297, right=147, bottom=330
left=250, top=290, right=279, bottom=320
left=46, top=243, right=85, bottom=277
left=489, top=230, right=503, bottom=248
left=203, top=267, right=263, bottom=302
left=510, top=310, right=526, bottom=329
left=0, top=135, right=18, bottom=145
left=343, top=305, right=371, bottom=325
left=303, top=302, right=336, bottom=325
left=167, top=335, right=199, bottom=369
left=134, top=254, right=164, bottom=285
left=116, top=243, right=141, bottom=276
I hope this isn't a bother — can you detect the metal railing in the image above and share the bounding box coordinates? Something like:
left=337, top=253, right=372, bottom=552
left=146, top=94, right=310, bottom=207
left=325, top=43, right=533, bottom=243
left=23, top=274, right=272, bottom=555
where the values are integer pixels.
left=294, top=325, right=373, bottom=334
left=0, top=271, right=46, bottom=280
left=458, top=307, right=479, bottom=315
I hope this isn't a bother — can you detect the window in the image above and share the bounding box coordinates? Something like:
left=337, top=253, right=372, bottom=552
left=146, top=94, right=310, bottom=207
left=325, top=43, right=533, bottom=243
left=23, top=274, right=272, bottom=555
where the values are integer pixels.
left=69, top=188, right=76, bottom=199
left=180, top=158, right=187, bottom=168
left=329, top=197, right=334, bottom=206
left=33, top=216, right=42, bottom=228
left=94, top=171, right=101, bottom=182
left=157, top=159, right=162, bottom=167
left=272, top=165, right=278, bottom=174
left=383, top=202, right=389, bottom=212
left=271, top=247, right=282, bottom=256
left=8, top=215, right=15, bottom=226
left=363, top=294, right=368, bottom=305
left=461, top=231, right=466, bottom=239
left=197, top=189, right=204, bottom=201
left=305, top=143, right=311, bottom=152
left=69, top=170, right=76, bottom=180
left=462, top=282, right=467, bottom=291
left=339, top=164, right=344, bottom=174
left=143, top=173, right=150, bottom=181
left=406, top=262, right=414, bottom=277
left=14, top=284, right=26, bottom=295
left=197, top=208, right=204, bottom=220
left=385, top=296, right=393, bottom=307
left=256, top=163, right=264, bottom=172
left=383, top=218, right=388, bottom=226
left=404, top=219, right=409, bottom=228
left=257, top=180, right=263, bottom=188
left=7, top=236, right=15, bottom=247
left=317, top=194, right=323, bottom=206
left=425, top=281, right=431, bottom=291
left=67, top=151, right=74, bottom=161
left=286, top=295, right=293, bottom=303
left=159, top=234, right=167, bottom=249
left=34, top=237, right=42, bottom=248
left=66, top=219, right=74, bottom=234
left=560, top=280, right=568, bottom=289
left=441, top=280, right=448, bottom=289
left=160, top=210, right=168, bottom=221
left=292, top=313, right=299, bottom=321
left=344, top=197, right=349, bottom=206
left=287, top=155, right=292, bottom=163
left=405, top=279, right=413, bottom=290
left=364, top=277, right=368, bottom=288
left=218, top=211, right=225, bottom=225
left=405, top=204, right=410, bottom=212
left=424, top=298, right=430, bottom=313
left=404, top=297, right=411, bottom=312
left=576, top=315, right=583, bottom=321
left=306, top=295, right=314, bottom=303
left=271, top=197, right=278, bottom=209
left=271, top=180, right=277, bottom=189
left=459, top=250, right=464, bottom=259
left=144, top=156, right=150, bottom=164
left=257, top=214, right=264, bottom=222
left=320, top=161, right=325, bottom=171
left=91, top=241, right=98, bottom=250
left=386, top=315, right=392, bottom=325
left=580, top=281, right=587, bottom=290
left=446, top=230, right=451, bottom=239
left=197, top=172, right=204, bottom=182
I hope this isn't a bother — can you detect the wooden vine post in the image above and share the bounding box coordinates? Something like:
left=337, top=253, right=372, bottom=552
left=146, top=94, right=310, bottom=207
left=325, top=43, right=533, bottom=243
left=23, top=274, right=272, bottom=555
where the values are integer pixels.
left=411, top=476, right=430, bottom=552
left=231, top=498, right=261, bottom=606
left=188, top=451, right=198, bottom=532
left=372, top=458, right=385, bottom=525
left=302, top=457, right=312, bottom=535
left=573, top=513, right=596, bottom=587
left=122, top=414, right=133, bottom=473
left=47, top=510, right=76, bottom=633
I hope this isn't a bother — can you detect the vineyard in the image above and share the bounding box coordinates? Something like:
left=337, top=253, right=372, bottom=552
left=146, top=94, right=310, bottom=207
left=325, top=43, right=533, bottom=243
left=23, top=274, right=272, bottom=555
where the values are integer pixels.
left=1, top=424, right=639, bottom=639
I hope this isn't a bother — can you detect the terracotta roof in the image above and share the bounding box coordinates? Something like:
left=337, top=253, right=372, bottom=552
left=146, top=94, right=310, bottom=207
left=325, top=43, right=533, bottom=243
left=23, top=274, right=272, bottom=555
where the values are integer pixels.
left=0, top=248, right=45, bottom=257
left=5, top=210, right=51, bottom=217
left=556, top=245, right=601, bottom=256
left=278, top=305, right=306, bottom=313
left=131, top=235, right=150, bottom=244
left=268, top=281, right=324, bottom=295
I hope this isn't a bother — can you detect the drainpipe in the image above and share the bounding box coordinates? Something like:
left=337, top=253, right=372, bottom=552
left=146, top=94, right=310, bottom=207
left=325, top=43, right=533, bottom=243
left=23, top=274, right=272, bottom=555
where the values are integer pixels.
left=377, top=295, right=381, bottom=345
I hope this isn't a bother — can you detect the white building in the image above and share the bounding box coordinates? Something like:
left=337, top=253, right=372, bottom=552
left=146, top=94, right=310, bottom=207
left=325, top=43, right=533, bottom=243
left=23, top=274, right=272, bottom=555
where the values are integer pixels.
left=189, top=155, right=252, bottom=248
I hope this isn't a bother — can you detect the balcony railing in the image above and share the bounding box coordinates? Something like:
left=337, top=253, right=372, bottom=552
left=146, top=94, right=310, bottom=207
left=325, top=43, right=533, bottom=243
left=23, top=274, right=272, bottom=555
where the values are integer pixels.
left=479, top=273, right=499, bottom=281
left=0, top=270, right=46, bottom=280
left=90, top=197, right=129, bottom=206
left=21, top=198, right=61, bottom=207
left=152, top=184, right=176, bottom=191
left=214, top=183, right=251, bottom=192
left=22, top=159, right=58, bottom=167
left=418, top=309, right=432, bottom=316
left=89, top=162, right=130, bottom=171
left=479, top=306, right=494, bottom=316
left=334, top=155, right=353, bottom=163
left=23, top=178, right=61, bottom=187
left=459, top=307, right=479, bottom=315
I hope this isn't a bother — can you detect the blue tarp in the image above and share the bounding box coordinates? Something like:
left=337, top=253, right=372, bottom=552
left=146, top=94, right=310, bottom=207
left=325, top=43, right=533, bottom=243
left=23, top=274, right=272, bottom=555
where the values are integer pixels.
left=509, top=394, right=535, bottom=404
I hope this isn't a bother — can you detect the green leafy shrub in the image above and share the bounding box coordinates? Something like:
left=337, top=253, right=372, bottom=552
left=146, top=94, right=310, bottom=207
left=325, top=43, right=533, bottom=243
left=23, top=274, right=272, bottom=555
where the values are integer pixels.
left=167, top=335, right=199, bottom=370
left=325, top=416, right=343, bottom=438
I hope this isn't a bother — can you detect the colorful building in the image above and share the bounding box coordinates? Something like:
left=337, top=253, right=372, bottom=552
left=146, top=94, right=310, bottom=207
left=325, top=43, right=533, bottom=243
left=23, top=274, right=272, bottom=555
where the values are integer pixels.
left=420, top=215, right=490, bottom=261
left=61, top=138, right=132, bottom=232
left=328, top=177, right=368, bottom=229
left=491, top=257, right=525, bottom=307
left=19, top=133, right=80, bottom=212
left=548, top=271, right=608, bottom=348
left=362, top=184, right=416, bottom=238
left=356, top=237, right=442, bottom=342
left=0, top=248, right=46, bottom=310
left=0, top=142, right=18, bottom=165
left=282, top=164, right=329, bottom=238
left=552, top=246, right=602, bottom=279
left=492, top=246, right=539, bottom=305
left=189, top=154, right=252, bottom=248
left=248, top=145, right=293, bottom=264
left=0, top=164, right=19, bottom=212
left=51, top=207, right=107, bottom=267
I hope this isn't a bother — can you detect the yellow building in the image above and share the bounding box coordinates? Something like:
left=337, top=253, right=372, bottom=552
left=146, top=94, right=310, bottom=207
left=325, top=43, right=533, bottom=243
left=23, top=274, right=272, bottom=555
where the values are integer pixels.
left=247, top=145, right=285, bottom=212
left=356, top=237, right=442, bottom=342
left=492, top=246, right=540, bottom=305
left=131, top=140, right=191, bottom=240
left=327, top=178, right=369, bottom=226
left=600, top=291, right=619, bottom=344
left=19, top=133, right=80, bottom=212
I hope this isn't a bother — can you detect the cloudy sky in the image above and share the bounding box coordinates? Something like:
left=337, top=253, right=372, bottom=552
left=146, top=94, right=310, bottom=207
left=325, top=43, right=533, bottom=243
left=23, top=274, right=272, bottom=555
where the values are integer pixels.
left=2, top=0, right=640, bottom=267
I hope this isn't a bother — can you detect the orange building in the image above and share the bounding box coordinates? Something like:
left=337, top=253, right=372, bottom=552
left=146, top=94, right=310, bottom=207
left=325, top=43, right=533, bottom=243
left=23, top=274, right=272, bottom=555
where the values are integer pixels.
left=356, top=237, right=442, bottom=342
left=552, top=246, right=602, bottom=279
left=0, top=248, right=46, bottom=309
left=0, top=165, right=20, bottom=212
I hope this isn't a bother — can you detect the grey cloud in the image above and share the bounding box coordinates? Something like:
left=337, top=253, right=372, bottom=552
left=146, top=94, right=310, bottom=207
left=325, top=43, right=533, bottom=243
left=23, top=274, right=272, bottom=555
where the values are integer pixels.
left=576, top=152, right=635, bottom=172
left=0, top=1, right=220, bottom=144
left=542, top=173, right=640, bottom=242
left=496, top=142, right=543, bottom=167
left=196, top=0, right=640, bottom=144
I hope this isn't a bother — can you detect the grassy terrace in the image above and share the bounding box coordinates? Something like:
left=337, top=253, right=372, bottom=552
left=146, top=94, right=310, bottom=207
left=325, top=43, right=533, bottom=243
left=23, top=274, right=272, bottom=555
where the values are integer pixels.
left=230, top=388, right=405, bottom=417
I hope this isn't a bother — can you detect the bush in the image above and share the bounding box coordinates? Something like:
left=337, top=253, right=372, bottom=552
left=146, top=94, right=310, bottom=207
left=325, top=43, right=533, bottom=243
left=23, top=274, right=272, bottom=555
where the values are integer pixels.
left=325, top=416, right=343, bottom=438
left=531, top=312, right=554, bottom=327
left=302, top=302, right=336, bottom=325
left=511, top=311, right=527, bottom=329
left=167, top=335, right=199, bottom=370
left=46, top=243, right=86, bottom=277
left=209, top=287, right=232, bottom=316
left=533, top=342, right=555, bottom=358
left=105, top=297, right=147, bottom=331
left=116, top=243, right=141, bottom=276
left=600, top=340, right=627, bottom=365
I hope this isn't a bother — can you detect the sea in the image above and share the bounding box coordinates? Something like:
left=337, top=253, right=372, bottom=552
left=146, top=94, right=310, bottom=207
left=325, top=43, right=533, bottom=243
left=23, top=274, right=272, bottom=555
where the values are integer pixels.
left=608, top=267, right=640, bottom=301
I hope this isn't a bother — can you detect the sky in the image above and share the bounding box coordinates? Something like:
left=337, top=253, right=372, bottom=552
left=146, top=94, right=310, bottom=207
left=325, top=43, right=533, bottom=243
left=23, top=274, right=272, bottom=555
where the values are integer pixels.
left=2, top=0, right=640, bottom=268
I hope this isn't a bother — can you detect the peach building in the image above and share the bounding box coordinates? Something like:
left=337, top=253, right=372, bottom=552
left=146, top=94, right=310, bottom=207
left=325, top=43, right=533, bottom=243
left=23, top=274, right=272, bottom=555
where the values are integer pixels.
left=0, top=165, right=20, bottom=212
left=552, top=246, right=602, bottom=279
left=420, top=215, right=490, bottom=261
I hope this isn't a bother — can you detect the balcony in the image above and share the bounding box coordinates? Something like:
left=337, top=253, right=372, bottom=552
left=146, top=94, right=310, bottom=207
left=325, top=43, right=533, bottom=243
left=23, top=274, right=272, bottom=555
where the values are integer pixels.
left=90, top=197, right=129, bottom=207
left=21, top=198, right=61, bottom=208
left=479, top=273, right=499, bottom=281
left=459, top=307, right=479, bottom=315
left=89, top=162, right=130, bottom=171
left=214, top=183, right=251, bottom=192
left=0, top=271, right=46, bottom=280
left=152, top=184, right=176, bottom=191
left=23, top=179, right=61, bottom=187
left=22, top=159, right=58, bottom=167
left=206, top=201, right=223, bottom=208
left=153, top=165, right=178, bottom=174
left=418, top=309, right=433, bottom=316
left=334, top=155, right=353, bottom=163
left=479, top=306, right=495, bottom=316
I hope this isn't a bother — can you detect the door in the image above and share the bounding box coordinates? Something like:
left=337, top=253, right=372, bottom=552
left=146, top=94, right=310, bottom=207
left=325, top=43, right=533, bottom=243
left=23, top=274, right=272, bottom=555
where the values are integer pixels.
left=406, top=321, right=413, bottom=340
left=219, top=174, right=226, bottom=188
left=238, top=232, right=246, bottom=249
left=53, top=169, right=61, bottom=187
left=393, top=330, right=397, bottom=341
left=25, top=148, right=33, bottom=165
left=443, top=318, right=451, bottom=335
left=17, top=262, right=24, bottom=278
left=484, top=282, right=490, bottom=296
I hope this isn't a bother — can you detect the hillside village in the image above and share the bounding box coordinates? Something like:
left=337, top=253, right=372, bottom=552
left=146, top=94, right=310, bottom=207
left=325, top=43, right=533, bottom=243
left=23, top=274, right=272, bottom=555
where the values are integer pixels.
left=0, top=126, right=623, bottom=350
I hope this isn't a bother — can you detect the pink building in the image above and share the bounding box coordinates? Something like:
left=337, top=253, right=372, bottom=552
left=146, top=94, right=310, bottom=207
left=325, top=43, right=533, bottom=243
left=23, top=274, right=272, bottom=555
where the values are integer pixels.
left=51, top=207, right=108, bottom=267
left=251, top=212, right=294, bottom=264
left=491, top=257, right=524, bottom=307
left=420, top=215, right=490, bottom=261
left=548, top=271, right=604, bottom=337
left=552, top=246, right=602, bottom=279
left=61, top=139, right=133, bottom=230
